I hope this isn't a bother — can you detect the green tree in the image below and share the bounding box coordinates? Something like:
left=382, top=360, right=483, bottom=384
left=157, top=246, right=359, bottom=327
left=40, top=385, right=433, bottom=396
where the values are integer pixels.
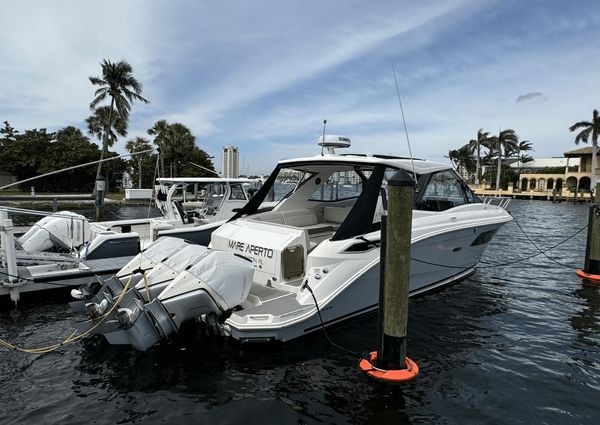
left=89, top=59, right=149, bottom=181
left=0, top=121, right=19, bottom=146
left=511, top=140, right=534, bottom=181
left=125, top=136, right=152, bottom=188
left=158, top=122, right=196, bottom=177
left=448, top=144, right=476, bottom=180
left=38, top=126, right=100, bottom=192
left=570, top=109, right=600, bottom=190
left=147, top=119, right=169, bottom=177
left=487, top=129, right=518, bottom=189
left=467, top=129, right=492, bottom=185
left=86, top=105, right=128, bottom=144
left=0, top=129, right=55, bottom=188
left=178, top=147, right=217, bottom=177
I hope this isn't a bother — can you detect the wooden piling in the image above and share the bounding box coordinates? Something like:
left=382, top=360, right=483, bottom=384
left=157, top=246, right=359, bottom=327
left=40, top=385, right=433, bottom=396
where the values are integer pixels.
left=584, top=183, right=600, bottom=274
left=380, top=170, right=414, bottom=369
left=360, top=169, right=419, bottom=382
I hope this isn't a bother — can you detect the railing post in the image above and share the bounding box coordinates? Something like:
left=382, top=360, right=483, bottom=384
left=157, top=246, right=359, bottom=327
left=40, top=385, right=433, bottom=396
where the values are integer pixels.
left=0, top=209, right=7, bottom=268
left=1, top=218, right=21, bottom=305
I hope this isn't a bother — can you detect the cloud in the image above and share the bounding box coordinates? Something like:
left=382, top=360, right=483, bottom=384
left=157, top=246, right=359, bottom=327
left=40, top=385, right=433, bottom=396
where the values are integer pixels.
left=516, top=92, right=548, bottom=103
left=2, top=0, right=600, bottom=175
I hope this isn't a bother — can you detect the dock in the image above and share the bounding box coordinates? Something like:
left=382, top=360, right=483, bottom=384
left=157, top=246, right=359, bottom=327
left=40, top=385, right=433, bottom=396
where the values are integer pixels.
left=472, top=186, right=592, bottom=203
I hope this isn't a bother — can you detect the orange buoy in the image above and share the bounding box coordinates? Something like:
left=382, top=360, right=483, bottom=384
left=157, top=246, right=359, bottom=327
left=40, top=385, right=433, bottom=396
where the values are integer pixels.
left=359, top=351, right=419, bottom=383
left=576, top=269, right=600, bottom=282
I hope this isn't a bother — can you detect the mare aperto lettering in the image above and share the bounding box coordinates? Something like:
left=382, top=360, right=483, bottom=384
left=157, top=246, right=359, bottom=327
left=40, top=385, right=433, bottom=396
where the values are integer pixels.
left=228, top=240, right=274, bottom=258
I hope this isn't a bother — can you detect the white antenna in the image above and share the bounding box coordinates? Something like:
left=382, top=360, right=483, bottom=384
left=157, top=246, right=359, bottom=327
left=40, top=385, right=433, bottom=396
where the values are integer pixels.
left=321, top=119, right=327, bottom=156
left=392, top=62, right=418, bottom=189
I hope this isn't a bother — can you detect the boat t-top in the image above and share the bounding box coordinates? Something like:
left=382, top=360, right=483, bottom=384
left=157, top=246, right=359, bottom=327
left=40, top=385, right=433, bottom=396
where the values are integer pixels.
left=77, top=136, right=512, bottom=350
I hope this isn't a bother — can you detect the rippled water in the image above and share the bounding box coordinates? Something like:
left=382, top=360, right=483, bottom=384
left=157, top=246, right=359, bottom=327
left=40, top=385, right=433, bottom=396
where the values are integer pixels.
left=1, top=200, right=599, bottom=424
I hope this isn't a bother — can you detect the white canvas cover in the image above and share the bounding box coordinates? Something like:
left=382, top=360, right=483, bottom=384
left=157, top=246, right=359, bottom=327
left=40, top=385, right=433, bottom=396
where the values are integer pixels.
left=18, top=211, right=90, bottom=252
left=138, top=244, right=208, bottom=288
left=117, top=237, right=190, bottom=277
left=158, top=250, right=253, bottom=310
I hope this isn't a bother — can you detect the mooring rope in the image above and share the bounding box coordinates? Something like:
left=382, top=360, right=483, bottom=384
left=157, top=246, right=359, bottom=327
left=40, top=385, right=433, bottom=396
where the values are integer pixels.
left=0, top=274, right=134, bottom=354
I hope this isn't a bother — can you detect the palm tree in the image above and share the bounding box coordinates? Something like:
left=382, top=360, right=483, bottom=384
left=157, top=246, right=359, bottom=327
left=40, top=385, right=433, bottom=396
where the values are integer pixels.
left=125, top=137, right=152, bottom=188
left=467, top=129, right=492, bottom=185
left=86, top=106, right=128, bottom=146
left=166, top=123, right=196, bottom=176
left=508, top=140, right=534, bottom=187
left=488, top=129, right=518, bottom=189
left=448, top=144, right=476, bottom=179
left=89, top=59, right=149, bottom=181
left=570, top=109, right=600, bottom=190
left=147, top=120, right=169, bottom=178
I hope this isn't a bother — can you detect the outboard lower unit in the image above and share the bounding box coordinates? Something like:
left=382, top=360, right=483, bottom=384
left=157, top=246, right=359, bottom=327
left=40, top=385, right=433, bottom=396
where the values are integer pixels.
left=111, top=250, right=253, bottom=351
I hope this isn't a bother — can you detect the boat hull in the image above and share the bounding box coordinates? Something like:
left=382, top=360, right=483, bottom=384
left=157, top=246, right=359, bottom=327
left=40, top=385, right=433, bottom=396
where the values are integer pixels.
left=226, top=222, right=502, bottom=342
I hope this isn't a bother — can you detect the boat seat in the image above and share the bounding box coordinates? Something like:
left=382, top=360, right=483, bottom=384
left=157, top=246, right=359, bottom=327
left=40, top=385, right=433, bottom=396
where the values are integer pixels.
left=251, top=211, right=285, bottom=224
left=252, top=208, right=320, bottom=228
left=282, top=209, right=318, bottom=227
left=251, top=208, right=335, bottom=252
left=323, top=206, right=351, bottom=224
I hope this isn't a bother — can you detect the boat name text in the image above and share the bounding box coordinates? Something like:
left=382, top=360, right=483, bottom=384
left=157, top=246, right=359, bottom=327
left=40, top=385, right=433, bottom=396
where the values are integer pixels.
left=228, top=240, right=274, bottom=258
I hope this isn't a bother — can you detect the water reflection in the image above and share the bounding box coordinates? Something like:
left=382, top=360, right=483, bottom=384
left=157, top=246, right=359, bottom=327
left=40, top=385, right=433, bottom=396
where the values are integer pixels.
left=570, top=284, right=600, bottom=337
left=4, top=200, right=600, bottom=425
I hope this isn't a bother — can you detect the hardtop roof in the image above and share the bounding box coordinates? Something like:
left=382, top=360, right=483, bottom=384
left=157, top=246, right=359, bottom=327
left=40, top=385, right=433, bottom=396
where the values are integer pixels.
left=156, top=177, right=258, bottom=184
left=277, top=153, right=451, bottom=175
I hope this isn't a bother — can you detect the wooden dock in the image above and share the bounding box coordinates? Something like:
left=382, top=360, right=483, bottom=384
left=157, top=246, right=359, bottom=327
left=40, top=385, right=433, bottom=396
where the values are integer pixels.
left=473, top=188, right=591, bottom=203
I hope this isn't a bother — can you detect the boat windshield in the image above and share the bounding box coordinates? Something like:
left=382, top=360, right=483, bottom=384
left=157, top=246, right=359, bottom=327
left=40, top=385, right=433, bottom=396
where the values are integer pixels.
left=415, top=170, right=479, bottom=211
left=258, top=168, right=315, bottom=209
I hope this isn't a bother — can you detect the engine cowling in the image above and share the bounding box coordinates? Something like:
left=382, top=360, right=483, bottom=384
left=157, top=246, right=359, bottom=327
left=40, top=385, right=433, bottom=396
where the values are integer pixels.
left=18, top=211, right=91, bottom=252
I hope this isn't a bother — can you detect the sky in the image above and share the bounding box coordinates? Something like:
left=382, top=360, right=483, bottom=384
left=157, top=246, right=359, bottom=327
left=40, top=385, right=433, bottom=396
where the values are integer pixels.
left=1, top=0, right=600, bottom=175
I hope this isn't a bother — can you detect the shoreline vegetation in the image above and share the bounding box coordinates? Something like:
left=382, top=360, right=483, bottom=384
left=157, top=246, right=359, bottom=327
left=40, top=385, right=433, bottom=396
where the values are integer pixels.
left=451, top=109, right=600, bottom=191
left=0, top=58, right=216, bottom=195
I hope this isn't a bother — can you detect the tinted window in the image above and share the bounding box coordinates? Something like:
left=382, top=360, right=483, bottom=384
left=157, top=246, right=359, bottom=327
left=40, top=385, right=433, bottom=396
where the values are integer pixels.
left=418, top=170, right=466, bottom=211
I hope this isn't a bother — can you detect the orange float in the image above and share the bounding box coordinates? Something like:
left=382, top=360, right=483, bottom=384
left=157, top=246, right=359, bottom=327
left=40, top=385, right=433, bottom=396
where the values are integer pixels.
left=576, top=269, right=600, bottom=282
left=359, top=351, right=419, bottom=383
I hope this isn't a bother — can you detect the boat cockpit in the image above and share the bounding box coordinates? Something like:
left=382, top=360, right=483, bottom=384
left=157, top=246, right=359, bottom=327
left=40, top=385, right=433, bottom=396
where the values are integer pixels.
left=229, top=159, right=480, bottom=247
left=155, top=177, right=260, bottom=225
left=211, top=156, right=481, bottom=289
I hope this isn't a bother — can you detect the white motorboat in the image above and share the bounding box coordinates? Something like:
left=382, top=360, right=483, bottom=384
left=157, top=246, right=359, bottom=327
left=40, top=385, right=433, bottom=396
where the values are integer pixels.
left=81, top=136, right=512, bottom=350
left=0, top=178, right=258, bottom=302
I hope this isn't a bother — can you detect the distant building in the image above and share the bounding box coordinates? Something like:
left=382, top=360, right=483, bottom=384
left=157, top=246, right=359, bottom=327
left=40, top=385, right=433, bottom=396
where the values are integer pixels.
left=221, top=146, right=239, bottom=178
left=509, top=157, right=579, bottom=170
left=517, top=149, right=591, bottom=193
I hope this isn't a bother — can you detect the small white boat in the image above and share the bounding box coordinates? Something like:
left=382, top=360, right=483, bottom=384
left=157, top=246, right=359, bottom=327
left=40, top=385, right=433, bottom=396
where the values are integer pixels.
left=81, top=136, right=512, bottom=350
left=0, top=178, right=259, bottom=302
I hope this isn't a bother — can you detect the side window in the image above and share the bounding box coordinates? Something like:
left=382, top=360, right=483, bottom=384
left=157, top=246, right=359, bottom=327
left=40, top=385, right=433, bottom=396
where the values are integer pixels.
left=229, top=183, right=247, bottom=200
left=464, top=185, right=478, bottom=203
left=419, top=171, right=466, bottom=211
left=258, top=169, right=314, bottom=209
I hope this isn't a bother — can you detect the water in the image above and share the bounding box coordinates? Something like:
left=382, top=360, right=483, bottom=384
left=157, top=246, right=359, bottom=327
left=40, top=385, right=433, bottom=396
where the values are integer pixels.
left=1, top=200, right=599, bottom=424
